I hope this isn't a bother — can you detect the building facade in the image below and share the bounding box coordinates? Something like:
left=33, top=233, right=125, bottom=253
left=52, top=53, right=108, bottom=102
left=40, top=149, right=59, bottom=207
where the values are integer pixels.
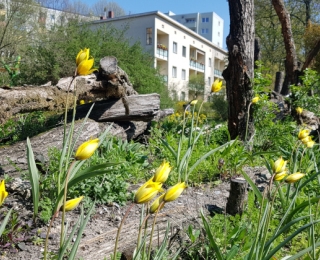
left=89, top=11, right=227, bottom=101
left=167, top=11, right=224, bottom=49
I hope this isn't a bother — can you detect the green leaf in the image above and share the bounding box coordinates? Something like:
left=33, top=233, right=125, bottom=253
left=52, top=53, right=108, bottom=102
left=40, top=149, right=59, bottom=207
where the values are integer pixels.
left=26, top=137, right=40, bottom=220
left=0, top=208, right=12, bottom=236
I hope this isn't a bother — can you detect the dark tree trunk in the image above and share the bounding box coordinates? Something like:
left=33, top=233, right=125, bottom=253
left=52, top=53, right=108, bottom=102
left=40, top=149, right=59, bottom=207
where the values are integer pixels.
left=226, top=178, right=248, bottom=216
left=222, top=0, right=255, bottom=141
left=272, top=0, right=298, bottom=95
left=254, top=38, right=261, bottom=69
left=274, top=71, right=284, bottom=93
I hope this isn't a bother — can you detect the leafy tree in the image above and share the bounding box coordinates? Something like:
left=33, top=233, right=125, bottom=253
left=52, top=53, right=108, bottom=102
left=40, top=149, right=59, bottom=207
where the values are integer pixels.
left=188, top=74, right=205, bottom=100
left=91, top=0, right=126, bottom=17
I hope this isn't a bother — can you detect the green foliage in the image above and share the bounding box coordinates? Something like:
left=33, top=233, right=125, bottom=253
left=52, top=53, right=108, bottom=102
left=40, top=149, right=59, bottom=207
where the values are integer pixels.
left=290, top=68, right=320, bottom=116
left=210, top=94, right=228, bottom=121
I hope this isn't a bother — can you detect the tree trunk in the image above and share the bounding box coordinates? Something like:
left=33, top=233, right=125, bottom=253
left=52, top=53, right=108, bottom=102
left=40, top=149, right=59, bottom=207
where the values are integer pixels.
left=226, top=177, right=248, bottom=216
left=272, top=0, right=298, bottom=95
left=222, top=0, right=255, bottom=141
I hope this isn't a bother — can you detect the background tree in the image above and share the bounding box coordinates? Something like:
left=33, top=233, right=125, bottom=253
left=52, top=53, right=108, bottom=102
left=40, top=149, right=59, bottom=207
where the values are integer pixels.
left=223, top=0, right=255, bottom=141
left=91, top=0, right=126, bottom=17
left=188, top=74, right=205, bottom=100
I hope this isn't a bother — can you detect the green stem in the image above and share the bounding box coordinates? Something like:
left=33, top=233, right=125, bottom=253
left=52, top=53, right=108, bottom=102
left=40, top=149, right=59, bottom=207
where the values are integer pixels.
left=244, top=102, right=253, bottom=144
left=113, top=203, right=135, bottom=260
left=43, top=210, right=59, bottom=260
left=60, top=160, right=77, bottom=248
left=147, top=201, right=165, bottom=259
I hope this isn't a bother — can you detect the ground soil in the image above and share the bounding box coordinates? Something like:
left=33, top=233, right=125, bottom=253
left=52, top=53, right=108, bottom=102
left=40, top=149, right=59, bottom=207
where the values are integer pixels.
left=0, top=167, right=268, bottom=260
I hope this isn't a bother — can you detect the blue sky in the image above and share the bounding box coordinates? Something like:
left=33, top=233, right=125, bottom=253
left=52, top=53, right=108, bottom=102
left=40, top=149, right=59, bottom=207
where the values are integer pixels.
left=77, top=0, right=230, bottom=49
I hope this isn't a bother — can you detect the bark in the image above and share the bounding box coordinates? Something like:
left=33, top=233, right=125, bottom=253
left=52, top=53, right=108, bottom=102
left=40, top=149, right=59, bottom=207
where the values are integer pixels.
left=272, top=0, right=298, bottom=95
left=274, top=71, right=284, bottom=93
left=222, top=0, right=255, bottom=141
left=226, top=177, right=248, bottom=216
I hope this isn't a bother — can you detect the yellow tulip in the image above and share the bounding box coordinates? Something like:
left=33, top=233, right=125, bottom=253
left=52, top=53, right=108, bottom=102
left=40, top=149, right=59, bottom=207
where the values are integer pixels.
left=134, top=181, right=163, bottom=204
left=272, top=157, right=287, bottom=174
left=163, top=182, right=187, bottom=202
left=296, top=107, right=303, bottom=115
left=76, top=48, right=97, bottom=76
left=252, top=96, right=260, bottom=104
left=211, top=79, right=222, bottom=93
left=285, top=172, right=305, bottom=184
left=306, top=140, right=315, bottom=148
left=301, top=135, right=312, bottom=144
left=75, top=138, right=99, bottom=160
left=298, top=129, right=310, bottom=140
left=153, top=161, right=172, bottom=183
left=149, top=194, right=165, bottom=214
left=0, top=180, right=8, bottom=207
left=274, top=171, right=288, bottom=181
left=76, top=48, right=89, bottom=66
left=79, top=99, right=85, bottom=105
left=189, top=100, right=198, bottom=106
left=63, top=196, right=84, bottom=211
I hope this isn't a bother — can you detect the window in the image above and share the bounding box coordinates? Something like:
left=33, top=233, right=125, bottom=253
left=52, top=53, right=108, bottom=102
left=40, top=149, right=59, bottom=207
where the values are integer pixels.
left=201, top=28, right=209, bottom=34
left=146, top=28, right=152, bottom=45
left=182, top=46, right=186, bottom=57
left=173, top=42, right=177, bottom=53
left=186, top=18, right=195, bottom=23
left=50, top=14, right=55, bottom=21
left=218, top=21, right=220, bottom=26
left=182, top=69, right=186, bottom=80
left=202, top=17, right=209, bottom=23
left=172, top=66, right=177, bottom=78
left=208, top=77, right=211, bottom=86
left=208, top=58, right=212, bottom=67
left=180, top=91, right=186, bottom=101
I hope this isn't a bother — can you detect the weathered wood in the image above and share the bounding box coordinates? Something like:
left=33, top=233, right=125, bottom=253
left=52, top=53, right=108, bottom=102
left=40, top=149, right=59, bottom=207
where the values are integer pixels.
left=274, top=71, right=284, bottom=93
left=226, top=177, right=248, bottom=216
left=74, top=94, right=161, bottom=122
left=0, top=119, right=149, bottom=176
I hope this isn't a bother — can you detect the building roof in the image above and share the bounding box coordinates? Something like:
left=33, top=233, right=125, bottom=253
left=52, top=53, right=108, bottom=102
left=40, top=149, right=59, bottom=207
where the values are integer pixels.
left=90, top=10, right=227, bottom=55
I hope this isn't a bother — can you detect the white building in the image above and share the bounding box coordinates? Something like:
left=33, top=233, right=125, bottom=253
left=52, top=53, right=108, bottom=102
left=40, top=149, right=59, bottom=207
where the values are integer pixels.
left=89, top=11, right=227, bottom=101
left=167, top=11, right=224, bottom=49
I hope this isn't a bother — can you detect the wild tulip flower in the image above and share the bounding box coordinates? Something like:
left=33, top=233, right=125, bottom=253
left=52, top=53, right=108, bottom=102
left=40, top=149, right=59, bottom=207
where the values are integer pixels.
left=306, top=140, right=315, bottom=148
left=63, top=196, right=84, bottom=211
left=0, top=180, right=8, bottom=207
left=163, top=182, right=187, bottom=202
left=134, top=181, right=163, bottom=204
left=252, top=96, right=260, bottom=104
left=211, top=79, right=222, bottom=93
left=76, top=48, right=89, bottom=66
left=76, top=48, right=97, bottom=76
left=285, top=172, right=305, bottom=184
left=301, top=135, right=312, bottom=144
left=272, top=157, right=287, bottom=174
left=75, top=138, right=99, bottom=160
left=150, top=194, right=165, bottom=214
left=298, top=129, right=310, bottom=140
left=153, top=161, right=172, bottom=183
left=79, top=99, right=85, bottom=105
left=274, top=171, right=287, bottom=181
left=296, top=107, right=303, bottom=115
left=189, top=99, right=198, bottom=106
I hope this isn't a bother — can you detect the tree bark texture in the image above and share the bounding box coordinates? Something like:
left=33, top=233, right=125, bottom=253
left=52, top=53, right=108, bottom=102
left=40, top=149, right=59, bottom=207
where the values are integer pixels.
left=274, top=71, right=284, bottom=93
left=272, top=0, right=298, bottom=95
left=226, top=177, right=248, bottom=216
left=222, top=0, right=255, bottom=140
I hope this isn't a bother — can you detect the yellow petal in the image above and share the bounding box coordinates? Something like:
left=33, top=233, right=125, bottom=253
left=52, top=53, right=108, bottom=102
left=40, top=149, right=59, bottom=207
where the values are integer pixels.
left=296, top=107, right=303, bottom=115
left=285, top=172, right=305, bottom=184
left=0, top=180, right=8, bottom=207
left=153, top=161, right=171, bottom=183
left=134, top=181, right=163, bottom=204
left=298, top=129, right=310, bottom=140
left=63, top=196, right=84, bottom=211
left=150, top=194, right=165, bottom=214
left=76, top=48, right=89, bottom=66
left=77, top=58, right=97, bottom=76
left=301, top=136, right=312, bottom=144
left=163, top=182, right=187, bottom=202
left=252, top=97, right=260, bottom=104
left=272, top=157, right=287, bottom=174
left=274, top=171, right=287, bottom=181
left=75, top=138, right=99, bottom=160
left=211, top=79, right=222, bottom=93
left=306, top=140, right=315, bottom=148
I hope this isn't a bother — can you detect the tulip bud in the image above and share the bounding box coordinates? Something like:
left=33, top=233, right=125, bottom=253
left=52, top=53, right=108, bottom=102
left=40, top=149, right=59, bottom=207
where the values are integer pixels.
left=134, top=180, right=163, bottom=204
left=75, top=138, right=99, bottom=160
left=63, top=196, right=84, bottom=211
left=153, top=161, right=171, bottom=183
left=298, top=129, right=310, bottom=140
left=0, top=180, right=8, bottom=207
left=296, top=107, right=303, bottom=115
left=285, top=172, right=305, bottom=184
left=163, top=182, right=187, bottom=202
left=272, top=157, right=287, bottom=174
left=149, top=194, right=165, bottom=214
left=274, top=171, right=287, bottom=181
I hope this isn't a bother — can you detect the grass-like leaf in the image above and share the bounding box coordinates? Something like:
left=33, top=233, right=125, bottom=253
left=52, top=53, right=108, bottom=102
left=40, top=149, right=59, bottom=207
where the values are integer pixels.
left=0, top=208, right=12, bottom=236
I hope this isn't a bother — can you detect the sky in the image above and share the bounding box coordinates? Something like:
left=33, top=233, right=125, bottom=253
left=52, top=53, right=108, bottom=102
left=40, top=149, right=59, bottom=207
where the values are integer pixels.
left=76, top=0, right=230, bottom=49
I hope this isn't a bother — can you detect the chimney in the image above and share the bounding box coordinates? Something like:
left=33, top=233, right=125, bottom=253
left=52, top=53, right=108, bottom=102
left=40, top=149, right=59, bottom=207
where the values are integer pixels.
left=108, top=11, right=114, bottom=18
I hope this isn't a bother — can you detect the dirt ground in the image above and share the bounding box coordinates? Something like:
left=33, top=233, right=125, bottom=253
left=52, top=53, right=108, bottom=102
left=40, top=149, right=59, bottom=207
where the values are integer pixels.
left=0, top=167, right=269, bottom=260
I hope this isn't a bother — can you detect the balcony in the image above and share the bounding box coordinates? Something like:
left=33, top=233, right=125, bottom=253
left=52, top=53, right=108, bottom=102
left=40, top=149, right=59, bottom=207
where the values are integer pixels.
left=156, top=48, right=168, bottom=60
left=190, top=60, right=205, bottom=71
left=214, top=69, right=223, bottom=76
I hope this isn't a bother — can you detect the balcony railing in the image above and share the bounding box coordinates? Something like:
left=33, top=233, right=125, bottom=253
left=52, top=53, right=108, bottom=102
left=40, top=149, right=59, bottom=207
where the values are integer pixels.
left=156, top=48, right=168, bottom=59
left=214, top=69, right=223, bottom=76
left=190, top=60, right=205, bottom=71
